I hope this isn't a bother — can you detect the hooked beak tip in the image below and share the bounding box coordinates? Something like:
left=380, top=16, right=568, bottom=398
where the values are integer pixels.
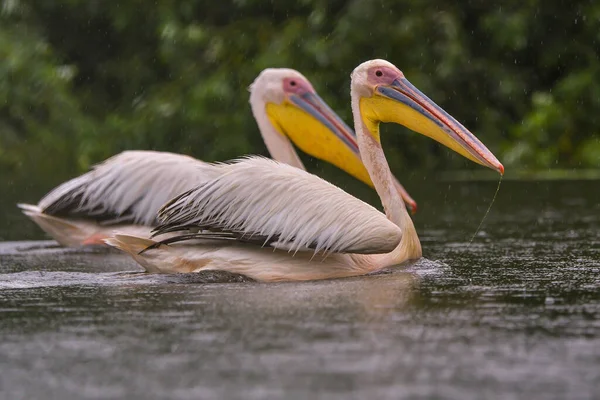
left=498, top=163, right=505, bottom=176
left=410, top=203, right=418, bottom=215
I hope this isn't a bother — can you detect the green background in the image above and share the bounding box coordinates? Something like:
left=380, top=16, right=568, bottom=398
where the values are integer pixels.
left=2, top=0, right=599, bottom=185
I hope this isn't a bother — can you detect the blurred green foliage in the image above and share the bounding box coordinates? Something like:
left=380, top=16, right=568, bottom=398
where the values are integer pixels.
left=1, top=0, right=599, bottom=183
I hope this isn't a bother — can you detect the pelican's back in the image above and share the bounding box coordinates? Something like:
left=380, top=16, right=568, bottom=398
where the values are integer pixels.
left=34, top=151, right=220, bottom=226
left=154, top=157, right=402, bottom=255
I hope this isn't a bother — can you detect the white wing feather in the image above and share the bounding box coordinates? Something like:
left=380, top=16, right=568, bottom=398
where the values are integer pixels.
left=155, top=156, right=402, bottom=255
left=38, top=150, right=222, bottom=226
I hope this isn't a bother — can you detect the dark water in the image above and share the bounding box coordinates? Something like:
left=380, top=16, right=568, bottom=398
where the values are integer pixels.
left=1, top=179, right=599, bottom=399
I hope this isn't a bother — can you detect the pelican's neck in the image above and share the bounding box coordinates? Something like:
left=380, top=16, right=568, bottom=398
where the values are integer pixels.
left=249, top=94, right=305, bottom=170
left=350, top=91, right=422, bottom=265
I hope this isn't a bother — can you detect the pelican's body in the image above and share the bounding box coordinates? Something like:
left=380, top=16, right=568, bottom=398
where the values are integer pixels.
left=108, top=158, right=411, bottom=282
left=20, top=68, right=416, bottom=247
left=19, top=151, right=218, bottom=246
left=107, top=60, right=503, bottom=282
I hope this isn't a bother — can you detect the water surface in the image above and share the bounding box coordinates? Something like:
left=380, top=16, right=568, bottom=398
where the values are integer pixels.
left=1, top=179, right=599, bottom=399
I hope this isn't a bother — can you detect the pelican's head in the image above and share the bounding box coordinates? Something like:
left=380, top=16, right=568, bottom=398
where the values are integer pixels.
left=351, top=59, right=504, bottom=174
left=249, top=68, right=418, bottom=212
left=249, top=68, right=359, bottom=157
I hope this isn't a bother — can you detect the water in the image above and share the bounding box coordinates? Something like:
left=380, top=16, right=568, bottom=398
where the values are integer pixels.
left=1, top=178, right=599, bottom=399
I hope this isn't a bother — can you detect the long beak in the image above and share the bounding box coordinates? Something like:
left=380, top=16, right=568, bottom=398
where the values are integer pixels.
left=377, top=78, right=504, bottom=175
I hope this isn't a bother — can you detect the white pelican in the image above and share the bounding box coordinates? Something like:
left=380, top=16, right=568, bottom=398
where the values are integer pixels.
left=105, top=59, right=504, bottom=282
left=18, top=68, right=416, bottom=247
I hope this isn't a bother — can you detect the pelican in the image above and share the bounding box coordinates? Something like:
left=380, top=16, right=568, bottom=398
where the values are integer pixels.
left=105, top=59, right=504, bottom=282
left=18, top=68, right=416, bottom=247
